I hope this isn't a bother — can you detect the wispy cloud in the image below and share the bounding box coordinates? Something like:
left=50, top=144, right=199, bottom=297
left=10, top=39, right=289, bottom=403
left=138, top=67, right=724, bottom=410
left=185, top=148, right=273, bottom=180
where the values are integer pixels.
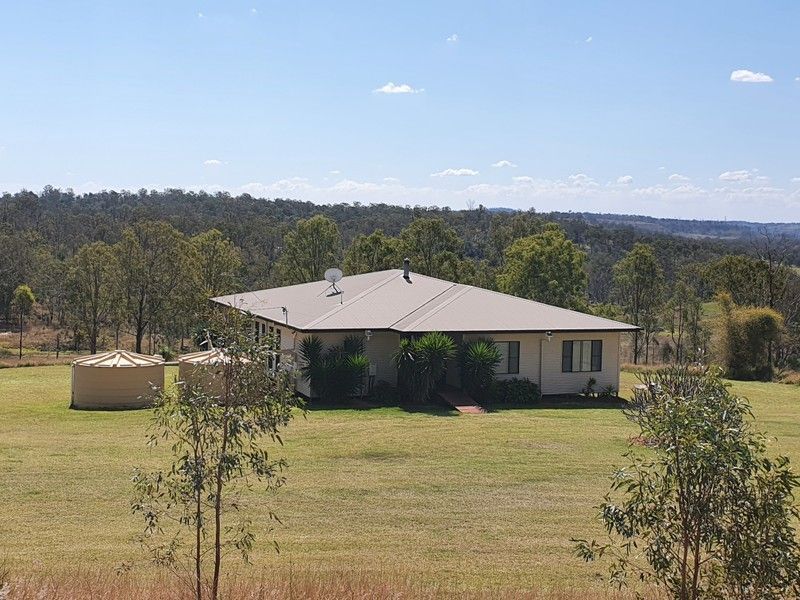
left=491, top=160, right=517, bottom=168
left=730, top=69, right=773, bottom=83
left=446, top=33, right=458, bottom=43
left=197, top=11, right=205, bottom=18
left=585, top=36, right=593, bottom=43
left=250, top=8, right=257, bottom=14
left=203, top=159, right=222, bottom=166
left=669, top=173, right=690, bottom=182
left=431, top=168, right=479, bottom=177
left=616, top=175, right=633, bottom=185
left=373, top=82, right=423, bottom=94
left=328, top=170, right=341, bottom=175
left=719, top=169, right=753, bottom=182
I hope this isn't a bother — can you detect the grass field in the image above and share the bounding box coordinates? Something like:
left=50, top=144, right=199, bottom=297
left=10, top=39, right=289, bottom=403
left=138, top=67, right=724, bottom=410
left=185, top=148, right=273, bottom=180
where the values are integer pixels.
left=0, top=366, right=798, bottom=594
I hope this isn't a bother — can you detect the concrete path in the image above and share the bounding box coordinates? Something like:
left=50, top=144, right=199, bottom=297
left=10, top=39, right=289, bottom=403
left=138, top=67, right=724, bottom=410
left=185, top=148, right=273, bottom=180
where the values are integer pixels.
left=437, top=386, right=486, bottom=414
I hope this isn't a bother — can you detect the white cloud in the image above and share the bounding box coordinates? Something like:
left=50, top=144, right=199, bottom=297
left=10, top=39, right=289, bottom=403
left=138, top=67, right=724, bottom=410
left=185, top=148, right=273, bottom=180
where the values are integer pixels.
left=328, top=170, right=341, bottom=175
left=250, top=8, right=257, bottom=14
left=431, top=168, right=479, bottom=177
left=669, top=173, right=690, bottom=182
left=718, top=169, right=753, bottom=182
left=197, top=12, right=205, bottom=18
left=585, top=36, right=593, bottom=43
left=203, top=159, right=222, bottom=166
left=373, top=82, right=423, bottom=94
left=383, top=177, right=400, bottom=183
left=730, top=69, right=773, bottom=83
left=446, top=33, right=458, bottom=43
left=616, top=175, right=633, bottom=185
left=512, top=176, right=534, bottom=183
left=568, top=173, right=597, bottom=187
left=791, top=177, right=800, bottom=183
left=491, top=160, right=517, bottom=168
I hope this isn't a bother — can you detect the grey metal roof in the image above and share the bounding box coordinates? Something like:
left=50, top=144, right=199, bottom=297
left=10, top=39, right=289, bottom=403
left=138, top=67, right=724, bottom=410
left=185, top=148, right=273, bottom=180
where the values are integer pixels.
left=211, top=269, right=638, bottom=333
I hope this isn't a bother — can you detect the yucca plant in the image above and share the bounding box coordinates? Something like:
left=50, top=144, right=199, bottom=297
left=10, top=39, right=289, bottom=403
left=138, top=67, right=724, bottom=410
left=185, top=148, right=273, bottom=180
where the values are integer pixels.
left=298, top=334, right=369, bottom=402
left=394, top=332, right=456, bottom=403
left=459, top=339, right=501, bottom=399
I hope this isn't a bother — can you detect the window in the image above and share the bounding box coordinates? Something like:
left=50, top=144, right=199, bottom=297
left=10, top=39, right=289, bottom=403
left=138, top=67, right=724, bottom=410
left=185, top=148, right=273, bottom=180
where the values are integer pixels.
left=495, top=341, right=520, bottom=374
left=562, top=340, right=602, bottom=373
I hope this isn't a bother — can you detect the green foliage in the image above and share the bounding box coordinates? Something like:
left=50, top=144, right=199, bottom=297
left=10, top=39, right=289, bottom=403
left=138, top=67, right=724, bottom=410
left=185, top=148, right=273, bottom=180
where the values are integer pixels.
left=497, top=223, right=588, bottom=310
left=343, top=229, right=401, bottom=274
left=132, top=310, right=301, bottom=600
left=399, top=218, right=462, bottom=278
left=12, top=284, right=35, bottom=315
left=277, top=215, right=342, bottom=284
left=613, top=243, right=664, bottom=364
left=394, top=332, right=456, bottom=403
left=191, top=229, right=243, bottom=297
left=114, top=220, right=199, bottom=353
left=297, top=334, right=369, bottom=402
left=574, top=366, right=800, bottom=599
left=718, top=296, right=783, bottom=380
left=66, top=242, right=121, bottom=354
left=459, top=339, right=501, bottom=399
left=488, top=378, right=541, bottom=405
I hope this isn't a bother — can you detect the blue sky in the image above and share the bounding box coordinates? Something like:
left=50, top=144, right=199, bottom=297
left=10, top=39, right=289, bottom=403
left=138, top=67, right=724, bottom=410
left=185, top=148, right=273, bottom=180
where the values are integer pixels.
left=1, top=1, right=799, bottom=221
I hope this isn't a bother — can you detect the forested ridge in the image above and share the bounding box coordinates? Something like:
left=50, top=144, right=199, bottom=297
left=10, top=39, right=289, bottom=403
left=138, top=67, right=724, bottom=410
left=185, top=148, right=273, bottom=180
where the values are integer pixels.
left=1, top=187, right=798, bottom=377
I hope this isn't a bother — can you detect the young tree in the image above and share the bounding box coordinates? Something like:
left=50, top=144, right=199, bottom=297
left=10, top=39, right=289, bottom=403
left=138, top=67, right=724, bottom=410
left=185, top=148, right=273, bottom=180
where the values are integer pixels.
left=66, top=242, right=121, bottom=354
left=343, top=229, right=400, bottom=274
left=276, top=215, right=342, bottom=284
left=574, top=366, right=800, bottom=599
left=132, top=310, right=302, bottom=600
left=12, top=284, right=35, bottom=358
left=114, top=221, right=196, bottom=353
left=398, top=218, right=462, bottom=278
left=613, top=243, right=664, bottom=364
left=191, top=229, right=243, bottom=297
left=497, top=223, right=588, bottom=310
left=663, top=278, right=703, bottom=364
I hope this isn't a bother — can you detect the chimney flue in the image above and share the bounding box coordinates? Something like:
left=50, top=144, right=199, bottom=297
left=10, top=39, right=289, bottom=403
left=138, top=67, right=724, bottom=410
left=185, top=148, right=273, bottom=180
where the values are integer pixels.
left=403, top=257, right=410, bottom=280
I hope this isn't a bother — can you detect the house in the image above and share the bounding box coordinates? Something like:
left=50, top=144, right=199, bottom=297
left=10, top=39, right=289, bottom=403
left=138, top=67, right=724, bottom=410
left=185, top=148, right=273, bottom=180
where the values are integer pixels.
left=211, top=261, right=638, bottom=397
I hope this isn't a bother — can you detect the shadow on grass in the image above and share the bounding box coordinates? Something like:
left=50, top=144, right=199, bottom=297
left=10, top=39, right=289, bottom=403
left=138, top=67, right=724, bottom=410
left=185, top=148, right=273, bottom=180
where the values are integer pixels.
left=303, top=395, right=460, bottom=417
left=483, top=395, right=628, bottom=412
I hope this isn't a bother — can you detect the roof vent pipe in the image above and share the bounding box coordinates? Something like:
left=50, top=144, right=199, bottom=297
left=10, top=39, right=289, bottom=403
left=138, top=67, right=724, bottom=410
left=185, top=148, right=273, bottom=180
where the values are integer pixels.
left=403, top=257, right=411, bottom=280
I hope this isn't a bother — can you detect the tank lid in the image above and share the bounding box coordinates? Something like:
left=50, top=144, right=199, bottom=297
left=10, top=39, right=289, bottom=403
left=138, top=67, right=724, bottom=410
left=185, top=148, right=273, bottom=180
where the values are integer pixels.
left=72, top=350, right=165, bottom=368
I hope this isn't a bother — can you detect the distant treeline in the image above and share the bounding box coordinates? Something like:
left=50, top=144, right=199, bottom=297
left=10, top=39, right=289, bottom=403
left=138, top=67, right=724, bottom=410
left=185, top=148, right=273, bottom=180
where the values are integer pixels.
left=1, top=187, right=798, bottom=376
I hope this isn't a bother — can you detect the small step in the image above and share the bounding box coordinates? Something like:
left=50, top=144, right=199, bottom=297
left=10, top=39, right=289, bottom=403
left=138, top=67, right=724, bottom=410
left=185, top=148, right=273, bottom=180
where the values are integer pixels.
left=437, top=386, right=487, bottom=414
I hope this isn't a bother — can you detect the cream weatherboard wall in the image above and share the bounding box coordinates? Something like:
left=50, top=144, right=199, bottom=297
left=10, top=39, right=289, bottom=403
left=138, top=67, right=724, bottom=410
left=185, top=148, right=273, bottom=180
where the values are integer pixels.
left=540, top=331, right=621, bottom=395
left=464, top=331, right=621, bottom=395
left=255, top=316, right=622, bottom=398
left=255, top=318, right=400, bottom=397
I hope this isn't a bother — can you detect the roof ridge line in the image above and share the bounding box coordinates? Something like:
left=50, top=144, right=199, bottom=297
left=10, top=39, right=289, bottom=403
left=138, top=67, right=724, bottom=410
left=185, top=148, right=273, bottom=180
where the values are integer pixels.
left=386, top=282, right=461, bottom=330
left=302, top=271, right=401, bottom=330
left=396, top=284, right=474, bottom=331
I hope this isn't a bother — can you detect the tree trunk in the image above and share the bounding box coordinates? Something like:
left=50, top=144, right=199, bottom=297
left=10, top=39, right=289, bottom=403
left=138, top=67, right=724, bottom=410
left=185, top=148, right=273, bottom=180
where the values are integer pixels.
left=211, top=416, right=230, bottom=600
left=18, top=313, right=23, bottom=359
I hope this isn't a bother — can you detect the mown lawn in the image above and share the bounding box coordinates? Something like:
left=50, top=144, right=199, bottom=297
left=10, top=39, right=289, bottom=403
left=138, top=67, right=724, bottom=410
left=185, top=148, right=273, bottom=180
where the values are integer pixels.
left=0, top=366, right=798, bottom=592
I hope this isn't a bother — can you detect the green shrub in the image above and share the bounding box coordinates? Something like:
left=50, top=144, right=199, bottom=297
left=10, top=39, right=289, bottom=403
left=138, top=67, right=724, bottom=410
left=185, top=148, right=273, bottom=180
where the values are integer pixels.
left=394, top=332, right=456, bottom=403
left=371, top=381, right=399, bottom=404
left=298, top=334, right=369, bottom=402
left=158, top=345, right=176, bottom=361
left=459, top=339, right=501, bottom=400
left=490, top=378, right=541, bottom=405
left=717, top=294, right=783, bottom=380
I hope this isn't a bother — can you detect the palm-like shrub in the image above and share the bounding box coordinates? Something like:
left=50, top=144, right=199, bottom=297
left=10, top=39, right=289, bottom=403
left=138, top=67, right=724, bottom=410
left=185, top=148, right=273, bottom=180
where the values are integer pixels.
left=394, top=332, right=456, bottom=403
left=459, top=339, right=501, bottom=399
left=298, top=334, right=369, bottom=402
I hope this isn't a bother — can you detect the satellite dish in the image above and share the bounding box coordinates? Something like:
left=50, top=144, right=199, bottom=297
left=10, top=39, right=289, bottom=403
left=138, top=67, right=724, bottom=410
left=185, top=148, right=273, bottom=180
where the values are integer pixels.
left=324, top=268, right=343, bottom=283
